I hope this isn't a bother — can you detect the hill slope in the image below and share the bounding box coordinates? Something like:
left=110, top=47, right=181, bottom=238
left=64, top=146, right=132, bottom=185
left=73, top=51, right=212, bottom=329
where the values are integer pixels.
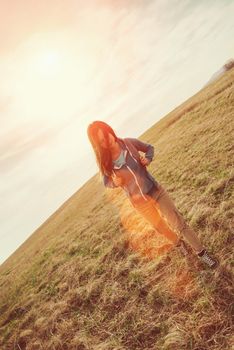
left=0, top=69, right=233, bottom=350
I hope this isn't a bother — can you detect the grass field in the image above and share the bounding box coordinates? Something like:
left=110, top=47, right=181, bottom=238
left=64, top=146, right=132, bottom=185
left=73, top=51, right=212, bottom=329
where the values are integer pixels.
left=0, top=68, right=233, bottom=350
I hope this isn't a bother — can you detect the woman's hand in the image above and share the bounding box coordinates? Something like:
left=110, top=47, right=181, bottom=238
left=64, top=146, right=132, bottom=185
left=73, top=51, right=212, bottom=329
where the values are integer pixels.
left=111, top=172, right=123, bottom=187
left=140, top=156, right=151, bottom=166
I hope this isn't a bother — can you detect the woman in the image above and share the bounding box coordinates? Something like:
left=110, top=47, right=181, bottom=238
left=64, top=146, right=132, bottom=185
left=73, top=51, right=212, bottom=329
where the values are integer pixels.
left=87, top=120, right=219, bottom=269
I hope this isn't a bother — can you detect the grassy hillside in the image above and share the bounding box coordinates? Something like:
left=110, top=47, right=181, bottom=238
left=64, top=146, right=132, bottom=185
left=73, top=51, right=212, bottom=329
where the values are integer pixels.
left=0, top=68, right=233, bottom=350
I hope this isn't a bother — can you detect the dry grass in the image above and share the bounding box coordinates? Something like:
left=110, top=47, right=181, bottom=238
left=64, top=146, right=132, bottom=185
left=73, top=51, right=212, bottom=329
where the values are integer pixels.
left=0, top=69, right=233, bottom=350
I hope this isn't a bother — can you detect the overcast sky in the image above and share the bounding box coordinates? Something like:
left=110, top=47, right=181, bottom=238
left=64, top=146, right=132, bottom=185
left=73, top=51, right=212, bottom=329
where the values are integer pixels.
left=0, top=0, right=233, bottom=265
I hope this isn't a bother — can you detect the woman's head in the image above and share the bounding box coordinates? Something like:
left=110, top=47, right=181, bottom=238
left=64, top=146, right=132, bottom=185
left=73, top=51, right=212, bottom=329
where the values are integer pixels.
left=87, top=120, right=119, bottom=177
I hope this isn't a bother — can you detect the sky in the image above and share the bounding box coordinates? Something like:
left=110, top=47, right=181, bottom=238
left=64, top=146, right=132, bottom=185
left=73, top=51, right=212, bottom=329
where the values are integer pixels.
left=0, top=0, right=233, bottom=265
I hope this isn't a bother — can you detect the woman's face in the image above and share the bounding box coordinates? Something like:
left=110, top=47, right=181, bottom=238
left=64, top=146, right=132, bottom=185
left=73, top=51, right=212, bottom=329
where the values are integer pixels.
left=97, top=129, right=115, bottom=149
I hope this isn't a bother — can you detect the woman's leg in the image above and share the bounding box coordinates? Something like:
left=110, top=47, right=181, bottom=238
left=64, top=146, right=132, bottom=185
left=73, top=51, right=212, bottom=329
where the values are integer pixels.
left=150, top=183, right=204, bottom=253
left=133, top=194, right=180, bottom=245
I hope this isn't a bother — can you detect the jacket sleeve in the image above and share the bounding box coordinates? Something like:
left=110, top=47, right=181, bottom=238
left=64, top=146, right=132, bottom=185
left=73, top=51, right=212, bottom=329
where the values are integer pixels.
left=103, top=174, right=118, bottom=188
left=127, top=138, right=154, bottom=162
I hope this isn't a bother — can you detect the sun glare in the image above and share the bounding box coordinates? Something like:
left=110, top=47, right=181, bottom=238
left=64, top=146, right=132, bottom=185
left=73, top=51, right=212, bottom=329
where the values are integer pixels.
left=35, top=51, right=62, bottom=75
left=16, top=34, right=99, bottom=120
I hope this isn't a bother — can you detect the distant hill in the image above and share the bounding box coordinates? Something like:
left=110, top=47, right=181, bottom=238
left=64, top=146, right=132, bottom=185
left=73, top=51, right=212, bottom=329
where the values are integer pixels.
left=0, top=67, right=233, bottom=350
left=204, top=58, right=234, bottom=86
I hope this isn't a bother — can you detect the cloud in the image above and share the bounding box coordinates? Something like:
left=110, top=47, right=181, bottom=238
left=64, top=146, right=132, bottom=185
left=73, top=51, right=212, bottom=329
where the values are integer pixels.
left=0, top=124, right=59, bottom=173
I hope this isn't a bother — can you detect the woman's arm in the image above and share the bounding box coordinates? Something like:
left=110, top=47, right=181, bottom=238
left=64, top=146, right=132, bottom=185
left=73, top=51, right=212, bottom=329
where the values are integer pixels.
left=126, top=138, right=154, bottom=163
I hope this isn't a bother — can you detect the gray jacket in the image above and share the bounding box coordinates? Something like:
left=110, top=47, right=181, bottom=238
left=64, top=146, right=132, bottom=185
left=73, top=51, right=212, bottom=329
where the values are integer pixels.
left=103, top=137, right=158, bottom=205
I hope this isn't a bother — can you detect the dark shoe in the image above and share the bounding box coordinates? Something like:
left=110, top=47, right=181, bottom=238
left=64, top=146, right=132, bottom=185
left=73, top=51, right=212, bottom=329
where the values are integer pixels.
left=176, top=238, right=190, bottom=256
left=197, top=249, right=219, bottom=269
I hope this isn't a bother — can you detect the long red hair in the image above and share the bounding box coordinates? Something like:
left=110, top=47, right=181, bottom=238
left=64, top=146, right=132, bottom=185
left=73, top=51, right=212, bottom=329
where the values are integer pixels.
left=87, top=120, right=120, bottom=177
